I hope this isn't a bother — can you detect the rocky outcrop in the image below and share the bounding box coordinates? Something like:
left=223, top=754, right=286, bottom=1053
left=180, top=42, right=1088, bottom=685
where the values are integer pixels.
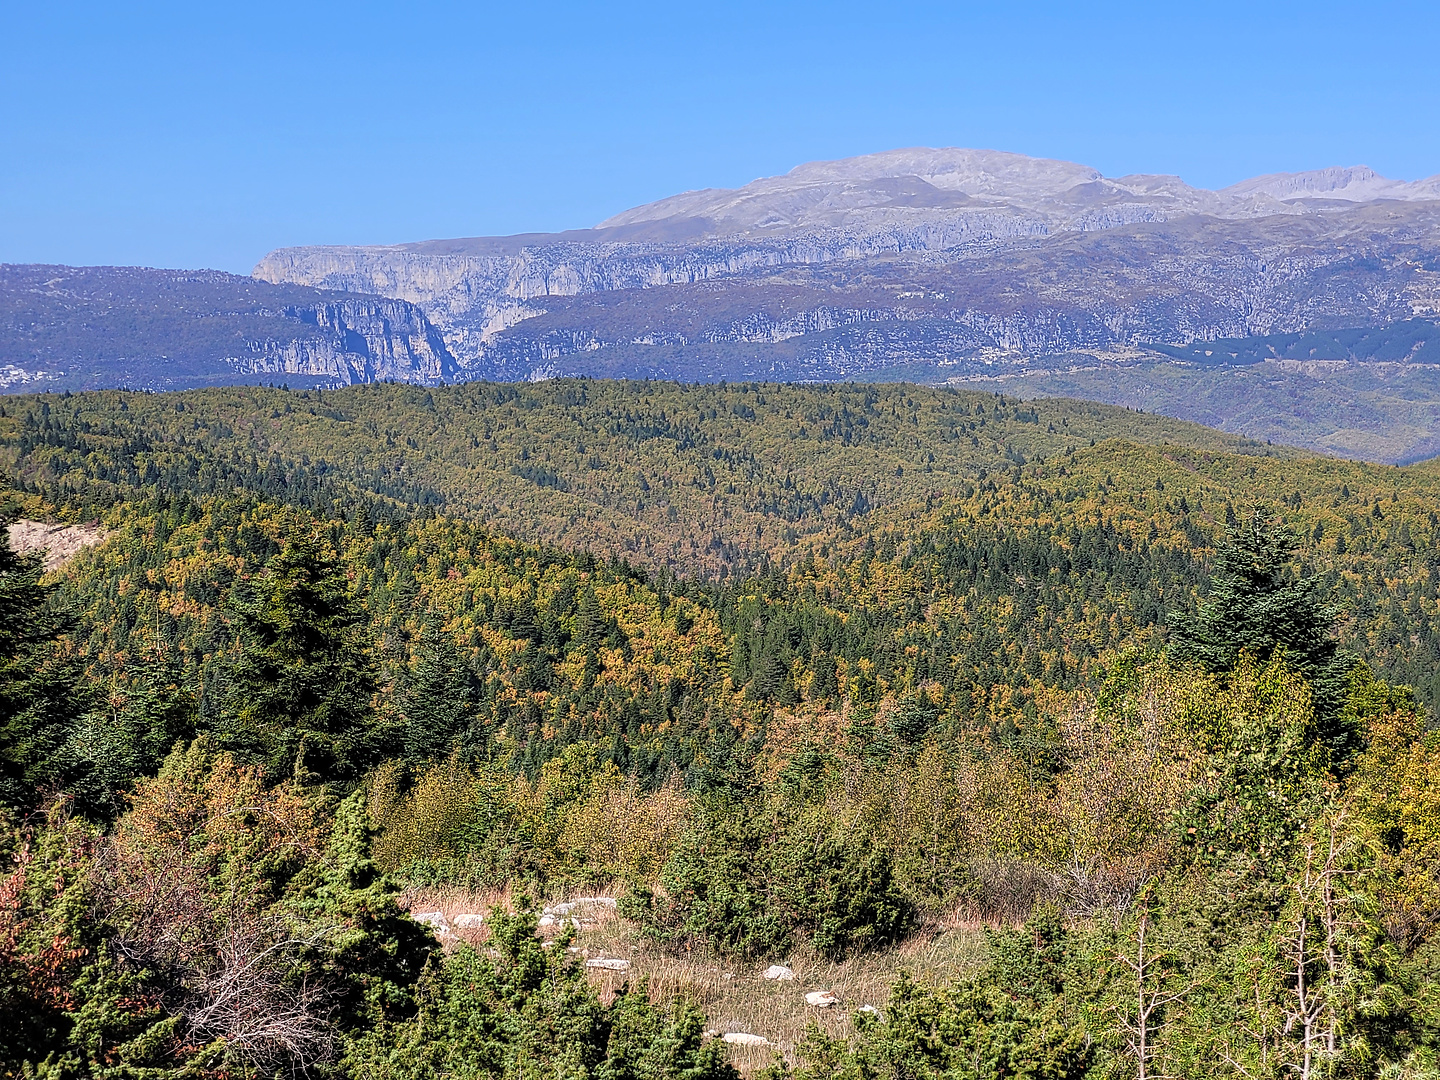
left=233, top=297, right=457, bottom=384
left=1221, top=165, right=1440, bottom=203
left=584, top=958, right=631, bottom=972
left=719, top=1034, right=772, bottom=1047
left=6, top=519, right=107, bottom=572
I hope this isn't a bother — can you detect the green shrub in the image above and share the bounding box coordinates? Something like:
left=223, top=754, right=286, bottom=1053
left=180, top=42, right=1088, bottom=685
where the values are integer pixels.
left=623, top=802, right=914, bottom=960
left=345, top=906, right=737, bottom=1080
left=780, top=909, right=1092, bottom=1080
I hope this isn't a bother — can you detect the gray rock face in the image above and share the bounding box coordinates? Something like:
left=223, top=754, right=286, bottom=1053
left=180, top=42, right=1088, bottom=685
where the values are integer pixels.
left=251, top=148, right=1440, bottom=384
left=239, top=297, right=456, bottom=385
left=584, top=958, right=631, bottom=972
left=410, top=911, right=452, bottom=938
left=1221, top=165, right=1440, bottom=203
left=720, top=1033, right=772, bottom=1047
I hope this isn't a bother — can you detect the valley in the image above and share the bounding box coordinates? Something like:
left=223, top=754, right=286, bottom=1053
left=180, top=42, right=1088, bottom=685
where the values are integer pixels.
left=7, top=379, right=1440, bottom=1077
left=8, top=157, right=1440, bottom=1080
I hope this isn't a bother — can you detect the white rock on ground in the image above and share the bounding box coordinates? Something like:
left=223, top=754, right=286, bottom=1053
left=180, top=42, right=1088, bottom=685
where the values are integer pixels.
left=544, top=898, right=619, bottom=917
left=805, top=991, right=839, bottom=1008
left=453, top=913, right=485, bottom=929
left=721, top=1033, right=771, bottom=1047
left=411, top=912, right=452, bottom=935
left=762, top=964, right=795, bottom=980
left=586, top=958, right=631, bottom=972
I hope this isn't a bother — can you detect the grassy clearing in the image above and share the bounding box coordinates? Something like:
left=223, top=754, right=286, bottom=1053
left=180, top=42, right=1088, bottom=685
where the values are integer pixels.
left=400, top=888, right=991, bottom=1071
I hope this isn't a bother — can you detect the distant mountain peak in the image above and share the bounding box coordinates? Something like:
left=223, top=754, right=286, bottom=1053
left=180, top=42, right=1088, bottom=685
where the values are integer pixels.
left=1220, top=165, right=1422, bottom=202
left=779, top=146, right=1101, bottom=194
left=597, top=147, right=1119, bottom=234
left=597, top=148, right=1440, bottom=236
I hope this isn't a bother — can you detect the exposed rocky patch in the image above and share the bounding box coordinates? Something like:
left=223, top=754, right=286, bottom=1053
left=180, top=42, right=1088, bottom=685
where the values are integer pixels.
left=6, top=519, right=107, bottom=572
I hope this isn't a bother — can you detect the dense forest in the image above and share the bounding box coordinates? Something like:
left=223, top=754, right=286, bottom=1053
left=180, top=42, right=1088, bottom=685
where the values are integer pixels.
left=5, top=380, right=1440, bottom=1080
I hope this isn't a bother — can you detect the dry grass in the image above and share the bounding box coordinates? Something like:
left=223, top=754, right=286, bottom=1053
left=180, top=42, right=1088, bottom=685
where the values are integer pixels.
left=395, top=883, right=518, bottom=946
left=396, top=888, right=991, bottom=1073
left=584, top=918, right=988, bottom=1070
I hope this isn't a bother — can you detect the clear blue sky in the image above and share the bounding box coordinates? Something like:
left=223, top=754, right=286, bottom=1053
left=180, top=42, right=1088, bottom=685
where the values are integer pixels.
left=3, top=1, right=1438, bottom=273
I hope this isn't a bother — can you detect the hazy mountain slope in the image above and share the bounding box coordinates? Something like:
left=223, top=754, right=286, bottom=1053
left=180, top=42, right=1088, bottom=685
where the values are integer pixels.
left=961, top=320, right=1440, bottom=464
left=0, top=264, right=458, bottom=392
left=1144, top=319, right=1440, bottom=366
left=994, top=358, right=1440, bottom=465
left=252, top=148, right=1440, bottom=383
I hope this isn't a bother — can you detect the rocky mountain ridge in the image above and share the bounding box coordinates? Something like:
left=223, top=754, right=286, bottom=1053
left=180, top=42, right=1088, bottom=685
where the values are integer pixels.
left=252, top=148, right=1440, bottom=384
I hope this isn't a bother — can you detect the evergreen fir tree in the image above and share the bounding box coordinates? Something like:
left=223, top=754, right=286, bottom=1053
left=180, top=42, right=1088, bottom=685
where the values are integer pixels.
left=0, top=514, right=85, bottom=812
left=1169, top=509, right=1357, bottom=760
left=217, top=526, right=384, bottom=784
left=68, top=642, right=196, bottom=817
left=398, top=623, right=474, bottom=763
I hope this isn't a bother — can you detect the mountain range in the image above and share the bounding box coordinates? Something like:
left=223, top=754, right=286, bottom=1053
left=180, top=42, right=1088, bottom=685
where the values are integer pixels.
left=252, top=148, right=1440, bottom=384
left=7, top=148, right=1440, bottom=461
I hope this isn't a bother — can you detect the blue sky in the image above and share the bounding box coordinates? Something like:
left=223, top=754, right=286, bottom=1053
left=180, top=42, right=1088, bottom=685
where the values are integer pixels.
left=3, top=1, right=1438, bottom=273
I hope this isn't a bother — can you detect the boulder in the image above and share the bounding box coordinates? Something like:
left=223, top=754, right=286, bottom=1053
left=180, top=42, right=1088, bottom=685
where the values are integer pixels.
left=805, top=990, right=839, bottom=1008
left=453, top=913, right=485, bottom=929
left=585, top=957, right=631, bottom=972
left=410, top=911, right=451, bottom=936
left=721, top=1033, right=771, bottom=1047
left=544, top=897, right=619, bottom=917
left=762, top=964, right=795, bottom=981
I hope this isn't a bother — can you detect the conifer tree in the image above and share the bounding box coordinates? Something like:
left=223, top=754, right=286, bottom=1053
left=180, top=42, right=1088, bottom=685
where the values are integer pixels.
left=1169, top=509, right=1356, bottom=760
left=398, top=623, right=474, bottom=763
left=68, top=643, right=196, bottom=817
left=0, top=514, right=84, bottom=811
left=217, top=526, right=384, bottom=784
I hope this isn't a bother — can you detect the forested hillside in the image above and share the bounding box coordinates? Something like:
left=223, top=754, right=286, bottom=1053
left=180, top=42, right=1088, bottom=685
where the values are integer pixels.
left=0, top=379, right=1310, bottom=570
left=6, top=380, right=1440, bottom=1079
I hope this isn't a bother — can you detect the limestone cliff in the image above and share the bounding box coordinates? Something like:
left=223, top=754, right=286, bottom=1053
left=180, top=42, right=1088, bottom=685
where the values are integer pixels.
left=236, top=298, right=456, bottom=384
